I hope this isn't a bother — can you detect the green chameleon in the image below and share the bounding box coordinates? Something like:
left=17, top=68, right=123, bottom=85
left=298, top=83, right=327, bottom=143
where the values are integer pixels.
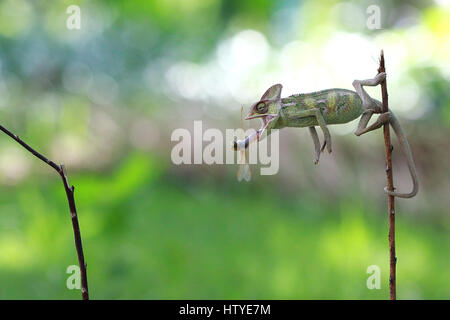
left=234, top=72, right=418, bottom=198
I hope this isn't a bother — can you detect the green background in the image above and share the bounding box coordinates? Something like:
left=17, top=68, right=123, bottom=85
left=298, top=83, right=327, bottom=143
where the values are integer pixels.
left=0, top=0, right=449, bottom=299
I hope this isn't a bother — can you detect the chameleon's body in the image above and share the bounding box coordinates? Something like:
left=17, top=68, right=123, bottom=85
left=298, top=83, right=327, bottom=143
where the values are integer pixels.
left=236, top=72, right=418, bottom=198
left=278, top=89, right=364, bottom=128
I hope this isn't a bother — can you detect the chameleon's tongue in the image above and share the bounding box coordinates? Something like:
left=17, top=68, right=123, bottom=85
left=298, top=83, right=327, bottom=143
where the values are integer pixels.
left=259, top=114, right=274, bottom=138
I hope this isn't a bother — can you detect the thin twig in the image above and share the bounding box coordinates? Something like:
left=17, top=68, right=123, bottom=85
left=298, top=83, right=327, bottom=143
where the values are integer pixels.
left=378, top=50, right=396, bottom=300
left=0, top=124, right=89, bottom=300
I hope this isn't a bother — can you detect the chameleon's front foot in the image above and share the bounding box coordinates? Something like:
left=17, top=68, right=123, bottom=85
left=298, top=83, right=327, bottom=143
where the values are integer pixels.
left=320, top=137, right=332, bottom=154
left=308, top=126, right=322, bottom=164
left=313, top=153, right=320, bottom=165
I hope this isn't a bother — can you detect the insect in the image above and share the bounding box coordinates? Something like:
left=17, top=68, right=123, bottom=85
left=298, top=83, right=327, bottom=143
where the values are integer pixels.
left=235, top=106, right=254, bottom=181
left=234, top=72, right=418, bottom=198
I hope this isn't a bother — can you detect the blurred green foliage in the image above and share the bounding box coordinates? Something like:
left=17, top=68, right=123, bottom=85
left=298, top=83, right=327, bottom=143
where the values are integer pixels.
left=0, top=0, right=449, bottom=299
left=0, top=153, right=448, bottom=299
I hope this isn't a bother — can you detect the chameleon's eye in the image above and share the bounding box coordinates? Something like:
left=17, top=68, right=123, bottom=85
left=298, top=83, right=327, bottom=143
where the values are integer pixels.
left=256, top=102, right=268, bottom=114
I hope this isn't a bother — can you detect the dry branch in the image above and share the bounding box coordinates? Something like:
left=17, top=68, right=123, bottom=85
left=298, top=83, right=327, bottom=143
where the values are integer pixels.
left=378, top=50, right=396, bottom=300
left=0, top=124, right=89, bottom=300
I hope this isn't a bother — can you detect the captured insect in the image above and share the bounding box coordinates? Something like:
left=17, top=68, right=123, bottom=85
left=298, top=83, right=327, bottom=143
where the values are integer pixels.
left=234, top=106, right=251, bottom=182
left=233, top=106, right=260, bottom=182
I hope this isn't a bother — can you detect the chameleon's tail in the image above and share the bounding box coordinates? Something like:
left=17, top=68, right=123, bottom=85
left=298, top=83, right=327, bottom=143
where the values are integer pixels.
left=386, top=111, right=419, bottom=198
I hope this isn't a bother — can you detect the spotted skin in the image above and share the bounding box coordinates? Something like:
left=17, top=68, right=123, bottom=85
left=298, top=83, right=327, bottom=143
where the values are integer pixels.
left=277, top=89, right=364, bottom=128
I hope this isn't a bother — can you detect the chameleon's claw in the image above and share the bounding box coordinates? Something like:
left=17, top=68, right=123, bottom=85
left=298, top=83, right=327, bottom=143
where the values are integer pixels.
left=320, top=139, right=332, bottom=153
left=320, top=140, right=326, bottom=153
left=375, top=72, right=386, bottom=84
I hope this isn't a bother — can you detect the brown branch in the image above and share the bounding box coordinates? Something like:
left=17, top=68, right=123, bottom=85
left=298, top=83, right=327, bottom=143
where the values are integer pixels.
left=0, top=124, right=89, bottom=300
left=378, top=50, right=396, bottom=300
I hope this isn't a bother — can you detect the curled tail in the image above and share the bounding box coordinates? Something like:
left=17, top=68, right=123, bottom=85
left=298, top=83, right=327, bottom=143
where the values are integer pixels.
left=386, top=111, right=419, bottom=198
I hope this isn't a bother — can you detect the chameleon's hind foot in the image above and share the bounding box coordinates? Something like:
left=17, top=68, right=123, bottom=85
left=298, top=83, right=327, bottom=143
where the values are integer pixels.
left=374, top=72, right=386, bottom=85
left=358, top=72, right=386, bottom=86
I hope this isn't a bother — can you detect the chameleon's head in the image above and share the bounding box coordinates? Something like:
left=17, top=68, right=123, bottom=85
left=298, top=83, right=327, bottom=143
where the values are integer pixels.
left=245, top=84, right=282, bottom=139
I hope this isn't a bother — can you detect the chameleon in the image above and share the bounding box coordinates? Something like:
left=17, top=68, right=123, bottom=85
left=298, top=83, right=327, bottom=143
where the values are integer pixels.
left=233, top=72, right=418, bottom=198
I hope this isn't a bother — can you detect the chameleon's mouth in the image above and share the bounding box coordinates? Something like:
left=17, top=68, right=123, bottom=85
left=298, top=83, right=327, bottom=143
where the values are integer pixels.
left=245, top=113, right=277, bottom=140
left=233, top=114, right=277, bottom=151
